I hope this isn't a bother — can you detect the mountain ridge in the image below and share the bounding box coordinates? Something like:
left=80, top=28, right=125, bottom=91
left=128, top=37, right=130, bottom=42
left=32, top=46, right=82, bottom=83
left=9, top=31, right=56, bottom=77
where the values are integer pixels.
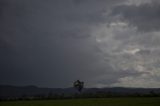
left=0, top=85, right=160, bottom=99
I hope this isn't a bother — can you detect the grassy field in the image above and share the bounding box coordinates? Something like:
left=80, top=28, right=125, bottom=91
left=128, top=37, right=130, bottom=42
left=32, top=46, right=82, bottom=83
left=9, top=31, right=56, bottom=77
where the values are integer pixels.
left=1, top=97, right=160, bottom=106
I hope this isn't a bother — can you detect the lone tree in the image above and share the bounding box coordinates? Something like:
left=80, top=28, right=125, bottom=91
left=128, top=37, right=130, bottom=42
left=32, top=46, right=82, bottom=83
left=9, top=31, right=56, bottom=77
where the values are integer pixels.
left=73, top=80, right=84, bottom=92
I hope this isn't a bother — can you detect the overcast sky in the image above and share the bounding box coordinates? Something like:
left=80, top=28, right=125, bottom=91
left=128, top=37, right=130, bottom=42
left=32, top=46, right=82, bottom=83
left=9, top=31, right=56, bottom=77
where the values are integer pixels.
left=0, top=0, right=160, bottom=88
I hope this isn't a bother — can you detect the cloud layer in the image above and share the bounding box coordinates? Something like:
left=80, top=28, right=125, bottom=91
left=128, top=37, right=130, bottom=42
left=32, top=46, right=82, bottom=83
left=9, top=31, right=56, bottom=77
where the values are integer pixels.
left=0, top=0, right=160, bottom=88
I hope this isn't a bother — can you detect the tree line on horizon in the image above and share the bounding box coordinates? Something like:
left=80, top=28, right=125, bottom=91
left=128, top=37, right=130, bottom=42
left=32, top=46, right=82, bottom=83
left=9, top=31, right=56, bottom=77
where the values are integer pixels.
left=1, top=80, right=160, bottom=101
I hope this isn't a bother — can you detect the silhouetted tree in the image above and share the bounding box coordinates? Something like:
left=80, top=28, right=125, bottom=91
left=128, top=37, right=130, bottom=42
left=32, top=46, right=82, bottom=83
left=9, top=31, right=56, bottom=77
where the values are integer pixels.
left=73, top=80, right=84, bottom=92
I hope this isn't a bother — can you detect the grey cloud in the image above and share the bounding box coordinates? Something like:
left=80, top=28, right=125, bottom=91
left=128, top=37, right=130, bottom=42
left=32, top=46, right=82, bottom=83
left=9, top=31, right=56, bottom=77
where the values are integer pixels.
left=2, top=0, right=128, bottom=87
left=91, top=0, right=160, bottom=88
left=93, top=68, right=143, bottom=86
left=1, top=0, right=160, bottom=88
left=111, top=1, right=160, bottom=31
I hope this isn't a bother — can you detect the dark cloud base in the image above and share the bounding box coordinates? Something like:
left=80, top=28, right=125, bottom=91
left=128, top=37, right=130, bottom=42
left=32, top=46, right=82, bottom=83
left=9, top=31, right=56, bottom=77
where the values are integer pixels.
left=0, top=0, right=160, bottom=88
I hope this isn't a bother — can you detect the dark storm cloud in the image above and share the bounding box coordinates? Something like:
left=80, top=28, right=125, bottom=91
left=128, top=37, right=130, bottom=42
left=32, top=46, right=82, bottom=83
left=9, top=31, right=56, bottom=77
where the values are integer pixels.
left=111, top=1, right=160, bottom=31
left=0, top=0, right=127, bottom=87
left=1, top=0, right=160, bottom=88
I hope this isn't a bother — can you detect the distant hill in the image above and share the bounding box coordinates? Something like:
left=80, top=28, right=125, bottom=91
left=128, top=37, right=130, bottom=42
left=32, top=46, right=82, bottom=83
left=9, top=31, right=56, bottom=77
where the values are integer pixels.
left=0, top=85, right=76, bottom=99
left=0, top=85, right=160, bottom=100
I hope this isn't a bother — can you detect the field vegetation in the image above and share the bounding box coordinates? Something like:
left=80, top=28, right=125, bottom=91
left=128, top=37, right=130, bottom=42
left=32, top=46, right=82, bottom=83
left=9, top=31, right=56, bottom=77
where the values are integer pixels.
left=1, top=97, right=160, bottom=106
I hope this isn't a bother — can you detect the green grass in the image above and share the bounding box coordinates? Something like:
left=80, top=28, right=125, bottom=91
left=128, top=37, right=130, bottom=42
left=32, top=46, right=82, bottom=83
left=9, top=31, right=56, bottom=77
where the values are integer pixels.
left=1, top=97, right=160, bottom=106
